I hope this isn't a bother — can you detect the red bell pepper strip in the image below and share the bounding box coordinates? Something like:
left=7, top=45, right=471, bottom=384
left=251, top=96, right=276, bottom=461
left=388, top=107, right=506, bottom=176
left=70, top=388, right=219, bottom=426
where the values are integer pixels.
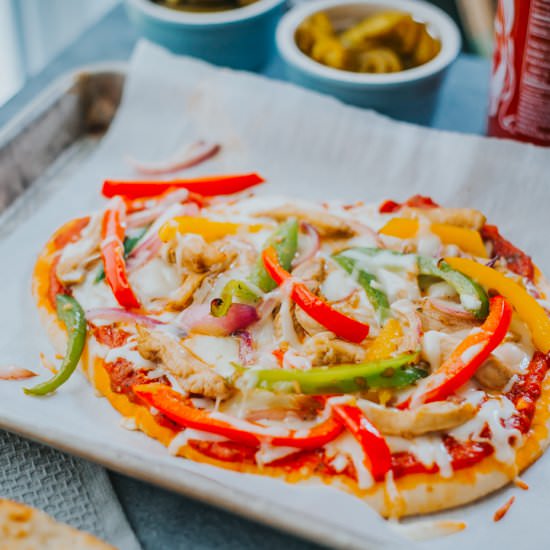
left=134, top=383, right=344, bottom=450
left=331, top=402, right=392, bottom=481
left=379, top=195, right=439, bottom=214
left=102, top=173, right=264, bottom=200
left=401, top=295, right=512, bottom=408
left=100, top=198, right=141, bottom=309
left=262, top=247, right=370, bottom=343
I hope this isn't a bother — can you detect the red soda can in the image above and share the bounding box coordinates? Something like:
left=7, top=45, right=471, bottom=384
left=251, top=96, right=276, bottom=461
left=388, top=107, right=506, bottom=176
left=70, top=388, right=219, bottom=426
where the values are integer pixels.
left=487, top=0, right=550, bottom=146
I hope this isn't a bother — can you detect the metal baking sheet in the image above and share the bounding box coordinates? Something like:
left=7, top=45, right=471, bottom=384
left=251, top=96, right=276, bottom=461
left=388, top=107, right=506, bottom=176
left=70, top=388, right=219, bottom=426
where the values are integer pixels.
left=0, top=64, right=125, bottom=235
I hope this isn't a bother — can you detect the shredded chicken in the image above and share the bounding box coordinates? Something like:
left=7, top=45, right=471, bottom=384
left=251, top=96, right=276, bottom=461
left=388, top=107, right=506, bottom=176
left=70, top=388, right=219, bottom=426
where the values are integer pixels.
left=136, top=326, right=232, bottom=399
left=56, top=214, right=102, bottom=284
left=254, top=204, right=357, bottom=238
left=166, top=273, right=206, bottom=311
left=400, top=206, right=486, bottom=231
left=417, top=301, right=477, bottom=332
left=168, top=234, right=235, bottom=273
left=303, top=332, right=367, bottom=365
left=474, top=356, right=519, bottom=391
left=359, top=400, right=476, bottom=436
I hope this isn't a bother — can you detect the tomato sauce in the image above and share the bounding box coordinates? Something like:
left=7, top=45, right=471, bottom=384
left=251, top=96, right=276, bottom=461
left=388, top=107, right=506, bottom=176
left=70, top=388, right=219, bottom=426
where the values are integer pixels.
left=89, top=324, right=132, bottom=348
left=481, top=224, right=535, bottom=280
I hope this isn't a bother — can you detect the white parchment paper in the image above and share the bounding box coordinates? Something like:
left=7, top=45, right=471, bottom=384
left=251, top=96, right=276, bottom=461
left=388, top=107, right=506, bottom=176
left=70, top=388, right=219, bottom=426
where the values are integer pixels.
left=1, top=40, right=550, bottom=549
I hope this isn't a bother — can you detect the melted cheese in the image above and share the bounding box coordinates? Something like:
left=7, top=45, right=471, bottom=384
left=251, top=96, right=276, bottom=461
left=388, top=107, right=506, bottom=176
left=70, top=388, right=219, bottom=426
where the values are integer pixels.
left=386, top=435, right=453, bottom=478
left=339, top=249, right=420, bottom=303
left=324, top=432, right=374, bottom=490
left=451, top=397, right=522, bottom=464
left=321, top=269, right=359, bottom=302
left=183, top=335, right=239, bottom=378
left=130, top=257, right=180, bottom=303
left=255, top=444, right=299, bottom=466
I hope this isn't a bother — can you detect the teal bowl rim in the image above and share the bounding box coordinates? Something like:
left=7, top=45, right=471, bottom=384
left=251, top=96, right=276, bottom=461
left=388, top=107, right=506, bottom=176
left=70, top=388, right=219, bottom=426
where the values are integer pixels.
left=276, top=0, right=461, bottom=88
left=126, top=0, right=286, bottom=26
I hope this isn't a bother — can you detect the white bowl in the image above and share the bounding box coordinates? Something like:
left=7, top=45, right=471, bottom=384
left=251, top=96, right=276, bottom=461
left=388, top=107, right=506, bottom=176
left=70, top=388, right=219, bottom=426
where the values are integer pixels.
left=276, top=0, right=462, bottom=123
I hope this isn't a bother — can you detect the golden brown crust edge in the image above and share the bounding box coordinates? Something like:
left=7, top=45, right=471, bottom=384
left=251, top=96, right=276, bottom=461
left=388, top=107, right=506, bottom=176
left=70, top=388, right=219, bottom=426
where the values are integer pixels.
left=0, top=499, right=115, bottom=550
left=32, top=221, right=550, bottom=518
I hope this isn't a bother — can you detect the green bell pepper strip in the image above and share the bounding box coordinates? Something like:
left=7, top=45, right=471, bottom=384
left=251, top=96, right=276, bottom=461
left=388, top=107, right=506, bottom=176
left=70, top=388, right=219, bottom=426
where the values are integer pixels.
left=24, top=295, right=87, bottom=396
left=248, top=218, right=299, bottom=293
left=212, top=219, right=299, bottom=315
left=417, top=256, right=489, bottom=320
left=332, top=252, right=391, bottom=323
left=94, top=226, right=148, bottom=283
left=211, top=280, right=260, bottom=317
left=249, top=352, right=425, bottom=394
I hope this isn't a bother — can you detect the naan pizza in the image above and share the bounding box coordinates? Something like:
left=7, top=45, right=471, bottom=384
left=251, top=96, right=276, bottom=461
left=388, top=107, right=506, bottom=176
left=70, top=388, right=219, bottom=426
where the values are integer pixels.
left=30, top=174, right=550, bottom=517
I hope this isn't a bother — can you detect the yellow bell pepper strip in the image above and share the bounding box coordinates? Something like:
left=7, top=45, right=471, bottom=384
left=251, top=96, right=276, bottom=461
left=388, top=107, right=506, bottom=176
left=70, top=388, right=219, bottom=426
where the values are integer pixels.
left=251, top=352, right=425, bottom=394
left=400, top=296, right=512, bottom=408
left=158, top=216, right=265, bottom=243
left=365, top=319, right=402, bottom=361
left=102, top=173, right=265, bottom=199
left=262, top=246, right=370, bottom=343
left=133, top=383, right=344, bottom=449
left=100, top=199, right=141, bottom=309
left=418, top=256, right=489, bottom=320
left=445, top=257, right=550, bottom=353
left=380, top=217, right=488, bottom=258
left=331, top=402, right=392, bottom=481
left=24, top=295, right=87, bottom=396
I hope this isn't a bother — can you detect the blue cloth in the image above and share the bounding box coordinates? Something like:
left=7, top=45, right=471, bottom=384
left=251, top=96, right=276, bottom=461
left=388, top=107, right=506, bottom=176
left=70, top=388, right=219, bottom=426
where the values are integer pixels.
left=0, top=5, right=492, bottom=549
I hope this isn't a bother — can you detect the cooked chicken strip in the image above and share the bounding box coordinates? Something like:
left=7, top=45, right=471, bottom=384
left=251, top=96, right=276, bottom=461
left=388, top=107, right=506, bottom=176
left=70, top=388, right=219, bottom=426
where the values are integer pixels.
left=56, top=214, right=102, bottom=284
left=136, top=326, right=232, bottom=399
left=359, top=400, right=476, bottom=437
left=303, top=332, right=368, bottom=365
left=166, top=273, right=206, bottom=311
left=400, top=206, right=486, bottom=231
left=254, top=204, right=357, bottom=238
left=417, top=300, right=477, bottom=332
left=169, top=234, right=234, bottom=273
left=474, top=356, right=518, bottom=391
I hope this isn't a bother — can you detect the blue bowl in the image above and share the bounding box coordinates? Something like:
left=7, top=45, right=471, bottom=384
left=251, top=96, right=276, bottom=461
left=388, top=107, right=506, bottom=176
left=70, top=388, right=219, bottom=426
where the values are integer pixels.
left=276, top=0, right=461, bottom=124
left=125, top=0, right=286, bottom=71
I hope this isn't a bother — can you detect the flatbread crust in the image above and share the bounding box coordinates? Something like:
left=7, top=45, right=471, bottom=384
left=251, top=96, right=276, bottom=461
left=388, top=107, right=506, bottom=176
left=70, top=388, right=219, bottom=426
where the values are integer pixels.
left=32, top=220, right=550, bottom=518
left=0, top=499, right=114, bottom=550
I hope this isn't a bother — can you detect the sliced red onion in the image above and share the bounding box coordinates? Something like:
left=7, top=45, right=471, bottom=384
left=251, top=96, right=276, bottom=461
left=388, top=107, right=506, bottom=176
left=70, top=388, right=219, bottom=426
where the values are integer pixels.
left=177, top=303, right=258, bottom=337
left=427, top=298, right=476, bottom=320
left=236, top=330, right=255, bottom=365
left=127, top=189, right=194, bottom=229
left=393, top=302, right=423, bottom=351
left=0, top=365, right=37, bottom=380
left=86, top=308, right=165, bottom=328
left=352, top=222, right=385, bottom=248
left=128, top=141, right=221, bottom=176
left=126, top=234, right=163, bottom=271
left=292, top=222, right=320, bottom=268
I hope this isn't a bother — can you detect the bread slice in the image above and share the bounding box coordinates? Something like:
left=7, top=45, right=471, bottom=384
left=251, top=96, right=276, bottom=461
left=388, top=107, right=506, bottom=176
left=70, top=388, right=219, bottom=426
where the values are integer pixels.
left=0, top=499, right=115, bottom=550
